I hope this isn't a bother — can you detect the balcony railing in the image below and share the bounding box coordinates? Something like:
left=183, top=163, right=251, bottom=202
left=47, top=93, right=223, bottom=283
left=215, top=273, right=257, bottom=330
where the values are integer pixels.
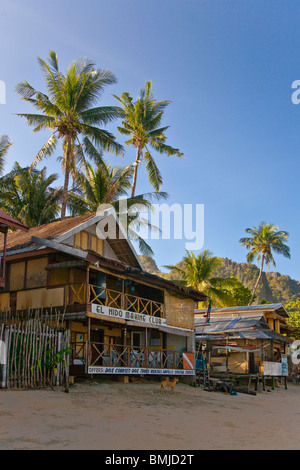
left=71, top=341, right=184, bottom=370
left=68, top=283, right=164, bottom=318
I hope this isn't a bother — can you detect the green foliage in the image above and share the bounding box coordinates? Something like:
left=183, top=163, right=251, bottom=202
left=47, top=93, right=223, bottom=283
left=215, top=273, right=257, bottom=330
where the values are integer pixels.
left=31, top=345, right=72, bottom=374
left=163, top=250, right=246, bottom=307
left=0, top=135, right=12, bottom=175
left=68, top=154, right=168, bottom=256
left=240, top=222, right=291, bottom=268
left=114, top=81, right=183, bottom=197
left=218, top=277, right=254, bottom=306
left=240, top=222, right=291, bottom=305
left=141, top=255, right=300, bottom=305
left=285, top=301, right=300, bottom=340
left=260, top=298, right=273, bottom=304
left=0, top=163, right=62, bottom=226
left=16, top=50, right=123, bottom=218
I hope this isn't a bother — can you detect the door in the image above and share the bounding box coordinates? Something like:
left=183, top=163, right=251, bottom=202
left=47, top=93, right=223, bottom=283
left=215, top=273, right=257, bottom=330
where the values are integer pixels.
left=90, top=329, right=104, bottom=366
left=249, top=353, right=255, bottom=374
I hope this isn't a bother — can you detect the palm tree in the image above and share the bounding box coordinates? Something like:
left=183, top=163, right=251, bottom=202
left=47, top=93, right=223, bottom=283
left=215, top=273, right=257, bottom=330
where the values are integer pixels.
left=68, top=157, right=135, bottom=214
left=114, top=81, right=183, bottom=197
left=68, top=153, right=167, bottom=256
left=15, top=50, right=124, bottom=219
left=164, top=250, right=240, bottom=307
left=0, top=163, right=62, bottom=227
left=0, top=135, right=12, bottom=175
left=239, top=222, right=291, bottom=305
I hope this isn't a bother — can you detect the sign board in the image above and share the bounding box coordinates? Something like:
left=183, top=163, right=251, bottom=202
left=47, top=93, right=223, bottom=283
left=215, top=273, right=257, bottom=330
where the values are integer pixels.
left=263, top=361, right=286, bottom=376
left=88, top=366, right=195, bottom=376
left=91, top=304, right=168, bottom=327
left=281, top=354, right=288, bottom=377
left=183, top=353, right=195, bottom=370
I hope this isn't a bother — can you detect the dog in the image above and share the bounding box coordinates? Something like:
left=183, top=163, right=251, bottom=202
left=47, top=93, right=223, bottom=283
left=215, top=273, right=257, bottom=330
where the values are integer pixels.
left=160, top=377, right=179, bottom=394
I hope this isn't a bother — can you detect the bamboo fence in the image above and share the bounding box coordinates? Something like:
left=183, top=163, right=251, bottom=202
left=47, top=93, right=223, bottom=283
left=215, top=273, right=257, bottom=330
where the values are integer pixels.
left=0, top=308, right=70, bottom=391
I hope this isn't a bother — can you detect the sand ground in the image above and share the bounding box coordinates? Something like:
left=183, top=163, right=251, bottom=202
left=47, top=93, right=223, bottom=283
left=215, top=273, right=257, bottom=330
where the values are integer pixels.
left=0, top=378, right=300, bottom=450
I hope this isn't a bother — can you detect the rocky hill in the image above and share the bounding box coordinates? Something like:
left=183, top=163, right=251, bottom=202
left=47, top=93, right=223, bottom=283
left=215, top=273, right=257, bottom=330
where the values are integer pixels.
left=139, top=256, right=300, bottom=305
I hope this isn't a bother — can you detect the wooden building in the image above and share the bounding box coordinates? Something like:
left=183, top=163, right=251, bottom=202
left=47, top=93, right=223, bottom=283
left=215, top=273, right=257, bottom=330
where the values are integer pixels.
left=0, top=209, right=206, bottom=378
left=0, top=210, right=28, bottom=289
left=195, top=304, right=293, bottom=375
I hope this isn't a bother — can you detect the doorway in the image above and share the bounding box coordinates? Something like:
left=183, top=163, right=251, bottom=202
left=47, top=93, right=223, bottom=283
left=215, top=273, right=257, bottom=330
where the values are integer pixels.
left=90, top=328, right=104, bottom=365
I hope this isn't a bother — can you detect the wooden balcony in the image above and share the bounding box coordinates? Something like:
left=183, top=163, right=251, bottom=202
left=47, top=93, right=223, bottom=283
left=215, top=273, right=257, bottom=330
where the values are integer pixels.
left=68, top=283, right=164, bottom=319
left=71, top=341, right=184, bottom=370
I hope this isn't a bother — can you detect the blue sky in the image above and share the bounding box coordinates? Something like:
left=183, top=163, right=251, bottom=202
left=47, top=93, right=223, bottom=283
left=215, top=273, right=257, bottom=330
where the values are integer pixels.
left=1, top=0, right=300, bottom=280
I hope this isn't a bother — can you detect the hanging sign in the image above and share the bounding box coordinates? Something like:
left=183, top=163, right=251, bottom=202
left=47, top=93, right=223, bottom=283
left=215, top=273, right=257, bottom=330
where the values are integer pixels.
left=91, top=304, right=167, bottom=326
left=88, top=366, right=195, bottom=376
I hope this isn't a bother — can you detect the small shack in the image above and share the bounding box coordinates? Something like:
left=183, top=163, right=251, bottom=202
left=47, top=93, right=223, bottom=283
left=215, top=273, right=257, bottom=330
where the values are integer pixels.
left=195, top=305, right=294, bottom=392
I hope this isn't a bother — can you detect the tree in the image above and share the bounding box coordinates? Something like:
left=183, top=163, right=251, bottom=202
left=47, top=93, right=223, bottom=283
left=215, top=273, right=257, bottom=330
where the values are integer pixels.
left=0, top=163, right=62, bottom=227
left=0, top=135, right=12, bottom=175
left=114, top=81, right=183, bottom=197
left=218, top=277, right=254, bottom=306
left=164, top=250, right=241, bottom=307
left=16, top=50, right=123, bottom=219
left=260, top=298, right=273, bottom=305
left=240, top=222, right=291, bottom=306
left=68, top=153, right=168, bottom=256
left=285, top=301, right=300, bottom=341
left=68, top=154, right=135, bottom=214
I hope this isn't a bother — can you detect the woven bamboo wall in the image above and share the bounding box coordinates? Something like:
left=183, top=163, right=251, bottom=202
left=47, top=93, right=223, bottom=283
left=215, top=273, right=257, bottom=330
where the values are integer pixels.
left=164, top=292, right=195, bottom=329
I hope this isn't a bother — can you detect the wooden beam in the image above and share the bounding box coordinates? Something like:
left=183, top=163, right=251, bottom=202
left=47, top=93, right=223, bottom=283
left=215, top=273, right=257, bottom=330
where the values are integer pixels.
left=87, top=312, right=126, bottom=324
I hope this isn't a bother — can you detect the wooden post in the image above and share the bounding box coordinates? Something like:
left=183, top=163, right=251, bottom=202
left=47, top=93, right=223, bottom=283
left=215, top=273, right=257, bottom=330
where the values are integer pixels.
left=86, top=267, right=90, bottom=305
left=123, top=327, right=128, bottom=366
left=1, top=327, right=9, bottom=389
left=145, top=328, right=148, bottom=368
left=121, top=279, right=125, bottom=310
left=226, top=334, right=229, bottom=373
left=2, top=227, right=8, bottom=282
left=56, top=332, right=62, bottom=387
left=87, top=316, right=91, bottom=373
left=64, top=330, right=70, bottom=394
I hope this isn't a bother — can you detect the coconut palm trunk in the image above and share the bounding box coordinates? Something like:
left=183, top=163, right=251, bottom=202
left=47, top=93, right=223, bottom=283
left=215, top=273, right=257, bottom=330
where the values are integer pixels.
left=248, top=254, right=265, bottom=306
left=131, top=146, right=142, bottom=198
left=61, top=137, right=72, bottom=219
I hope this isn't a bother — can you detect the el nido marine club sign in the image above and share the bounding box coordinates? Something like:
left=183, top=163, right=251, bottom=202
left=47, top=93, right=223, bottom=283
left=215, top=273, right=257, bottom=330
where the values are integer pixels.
left=91, top=304, right=167, bottom=326
left=89, top=304, right=195, bottom=376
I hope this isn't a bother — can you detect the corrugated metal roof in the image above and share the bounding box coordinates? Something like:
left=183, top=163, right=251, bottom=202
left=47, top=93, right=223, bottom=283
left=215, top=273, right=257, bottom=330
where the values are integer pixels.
left=195, top=314, right=267, bottom=334
left=195, top=314, right=292, bottom=344
left=195, top=303, right=289, bottom=318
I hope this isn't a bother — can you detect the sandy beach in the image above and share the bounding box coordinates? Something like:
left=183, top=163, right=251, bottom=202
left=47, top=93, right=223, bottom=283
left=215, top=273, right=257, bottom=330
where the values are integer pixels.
left=0, top=378, right=300, bottom=450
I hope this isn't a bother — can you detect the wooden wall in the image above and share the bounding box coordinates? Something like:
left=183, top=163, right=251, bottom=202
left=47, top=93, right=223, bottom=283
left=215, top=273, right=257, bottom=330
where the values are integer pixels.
left=0, top=292, right=10, bottom=310
left=16, top=287, right=64, bottom=310
left=164, top=292, right=195, bottom=329
left=74, top=230, right=104, bottom=255
left=9, top=257, right=48, bottom=291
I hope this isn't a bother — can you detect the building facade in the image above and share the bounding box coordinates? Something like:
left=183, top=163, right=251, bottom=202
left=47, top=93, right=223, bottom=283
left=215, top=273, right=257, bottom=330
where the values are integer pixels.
left=0, top=210, right=206, bottom=378
left=195, top=304, right=293, bottom=375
